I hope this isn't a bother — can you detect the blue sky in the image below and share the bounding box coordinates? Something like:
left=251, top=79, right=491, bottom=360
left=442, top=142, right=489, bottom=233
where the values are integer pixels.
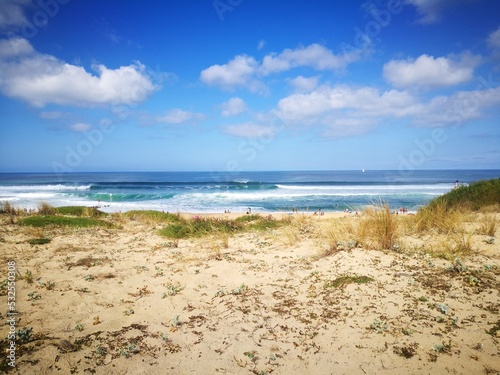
left=0, top=0, right=499, bottom=172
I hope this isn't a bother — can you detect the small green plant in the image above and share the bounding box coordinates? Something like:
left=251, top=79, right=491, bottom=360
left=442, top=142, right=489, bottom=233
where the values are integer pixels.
left=39, top=280, right=56, bottom=290
left=448, top=258, right=467, bottom=273
left=134, top=265, right=149, bottom=274
left=418, top=296, right=428, bottom=302
left=370, top=319, right=389, bottom=333
left=433, top=344, right=444, bottom=353
left=95, top=344, right=106, bottom=356
left=324, top=275, right=374, bottom=289
left=467, top=275, right=480, bottom=286
left=21, top=270, right=34, bottom=284
left=83, top=274, right=94, bottom=282
left=27, top=291, right=41, bottom=301
left=75, top=323, right=84, bottom=332
left=435, top=303, right=449, bottom=315
left=16, top=327, right=33, bottom=343
left=160, top=332, right=169, bottom=342
left=172, top=315, right=180, bottom=327
left=28, top=238, right=51, bottom=245
left=214, top=289, right=226, bottom=297
left=231, top=283, right=248, bottom=295
left=162, top=281, right=185, bottom=297
left=485, top=320, right=500, bottom=336
left=402, top=328, right=414, bottom=336
left=123, top=308, right=134, bottom=316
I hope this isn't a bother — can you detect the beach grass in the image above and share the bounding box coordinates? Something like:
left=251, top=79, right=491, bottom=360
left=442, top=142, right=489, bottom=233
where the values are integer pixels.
left=56, top=206, right=107, bottom=218
left=124, top=210, right=181, bottom=223
left=158, top=214, right=285, bottom=239
left=21, top=215, right=113, bottom=228
left=428, top=178, right=500, bottom=211
left=358, top=202, right=398, bottom=250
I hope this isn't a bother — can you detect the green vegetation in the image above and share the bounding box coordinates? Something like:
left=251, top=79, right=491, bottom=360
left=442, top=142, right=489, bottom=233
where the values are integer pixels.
left=124, top=210, right=181, bottom=223
left=21, top=215, right=113, bottom=228
left=428, top=178, right=500, bottom=211
left=158, top=214, right=284, bottom=239
left=27, top=238, right=51, bottom=245
left=56, top=206, right=106, bottom=217
left=324, top=275, right=374, bottom=288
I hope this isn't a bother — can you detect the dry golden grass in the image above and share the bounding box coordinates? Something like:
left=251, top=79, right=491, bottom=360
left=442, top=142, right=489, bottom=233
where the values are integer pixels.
left=318, top=216, right=358, bottom=253
left=414, top=201, right=467, bottom=234
left=358, top=203, right=398, bottom=250
left=476, top=214, right=499, bottom=237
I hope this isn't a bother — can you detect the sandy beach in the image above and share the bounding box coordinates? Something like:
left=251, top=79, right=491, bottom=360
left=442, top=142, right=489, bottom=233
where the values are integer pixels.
left=1, top=210, right=499, bottom=374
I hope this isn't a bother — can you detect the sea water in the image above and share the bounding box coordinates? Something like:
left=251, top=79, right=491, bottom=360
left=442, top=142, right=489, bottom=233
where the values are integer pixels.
left=0, top=170, right=498, bottom=213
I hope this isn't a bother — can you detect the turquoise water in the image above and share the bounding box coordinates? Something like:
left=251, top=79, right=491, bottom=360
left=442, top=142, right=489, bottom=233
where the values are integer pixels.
left=0, top=170, right=498, bottom=213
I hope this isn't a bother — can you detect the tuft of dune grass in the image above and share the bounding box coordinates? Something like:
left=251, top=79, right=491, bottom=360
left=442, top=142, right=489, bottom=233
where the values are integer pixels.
left=358, top=202, right=398, bottom=250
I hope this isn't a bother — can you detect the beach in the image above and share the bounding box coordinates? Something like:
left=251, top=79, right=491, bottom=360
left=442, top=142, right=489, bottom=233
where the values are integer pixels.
left=1, top=207, right=499, bottom=374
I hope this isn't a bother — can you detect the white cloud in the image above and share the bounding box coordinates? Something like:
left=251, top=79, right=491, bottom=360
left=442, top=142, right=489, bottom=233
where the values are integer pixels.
left=70, top=123, right=92, bottom=132
left=257, top=39, right=266, bottom=51
left=224, top=122, right=275, bottom=138
left=412, top=86, right=500, bottom=127
left=0, top=38, right=157, bottom=107
left=0, top=37, right=33, bottom=57
left=260, top=43, right=356, bottom=75
left=0, top=0, right=30, bottom=30
left=383, top=53, right=481, bottom=88
left=276, top=81, right=500, bottom=137
left=156, top=109, right=206, bottom=124
left=200, top=43, right=363, bottom=92
left=278, top=85, right=419, bottom=124
left=220, top=97, right=247, bottom=117
left=288, top=75, right=320, bottom=92
left=405, top=0, right=478, bottom=24
left=200, top=55, right=259, bottom=90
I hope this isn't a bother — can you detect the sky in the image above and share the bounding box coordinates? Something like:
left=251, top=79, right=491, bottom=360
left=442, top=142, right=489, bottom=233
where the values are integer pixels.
left=0, top=0, right=499, bottom=173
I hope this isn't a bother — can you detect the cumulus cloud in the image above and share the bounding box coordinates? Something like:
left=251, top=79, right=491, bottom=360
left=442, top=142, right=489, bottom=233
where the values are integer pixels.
left=224, top=122, right=275, bottom=138
left=156, top=109, right=206, bottom=124
left=0, top=38, right=157, bottom=107
left=200, top=55, right=259, bottom=90
left=278, top=85, right=420, bottom=123
left=275, top=81, right=500, bottom=137
left=220, top=97, right=247, bottom=117
left=405, top=0, right=479, bottom=24
left=383, top=53, right=481, bottom=88
left=288, top=75, right=320, bottom=92
left=200, top=43, right=363, bottom=92
left=70, top=122, right=92, bottom=132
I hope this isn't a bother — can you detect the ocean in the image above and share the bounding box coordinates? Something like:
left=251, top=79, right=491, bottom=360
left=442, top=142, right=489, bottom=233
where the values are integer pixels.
left=0, top=170, right=498, bottom=213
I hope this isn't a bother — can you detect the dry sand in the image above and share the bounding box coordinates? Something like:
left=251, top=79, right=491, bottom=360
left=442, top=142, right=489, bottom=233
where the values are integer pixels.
left=1, top=212, right=499, bottom=374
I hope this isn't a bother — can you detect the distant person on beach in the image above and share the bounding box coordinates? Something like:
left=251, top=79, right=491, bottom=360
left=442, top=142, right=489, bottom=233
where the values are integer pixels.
left=454, top=180, right=459, bottom=189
